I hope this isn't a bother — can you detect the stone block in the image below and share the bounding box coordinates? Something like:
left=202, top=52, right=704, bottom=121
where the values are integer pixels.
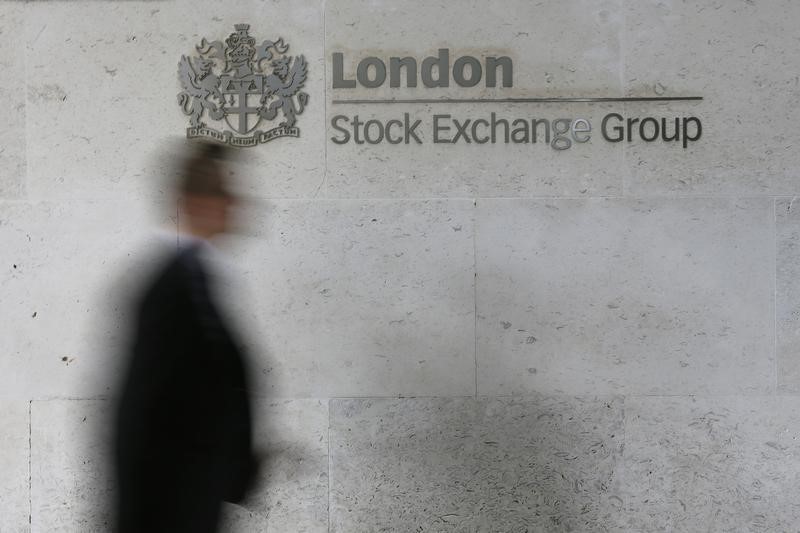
left=222, top=398, right=329, bottom=532
left=210, top=199, right=476, bottom=397
left=0, top=400, right=30, bottom=533
left=623, top=0, right=800, bottom=195
left=476, top=197, right=774, bottom=395
left=777, top=197, right=800, bottom=392
left=330, top=396, right=624, bottom=531
left=0, top=198, right=174, bottom=399
left=0, top=3, right=26, bottom=199
left=621, top=395, right=800, bottom=531
left=30, top=400, right=112, bottom=532
left=31, top=397, right=328, bottom=532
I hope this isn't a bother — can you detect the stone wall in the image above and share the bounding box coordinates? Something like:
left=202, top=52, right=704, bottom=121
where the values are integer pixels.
left=2, top=0, right=800, bottom=531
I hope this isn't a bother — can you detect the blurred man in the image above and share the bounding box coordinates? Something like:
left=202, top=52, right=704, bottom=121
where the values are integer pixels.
left=114, top=143, right=256, bottom=532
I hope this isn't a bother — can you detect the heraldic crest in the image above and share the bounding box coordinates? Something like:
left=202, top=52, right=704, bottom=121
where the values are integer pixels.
left=177, top=24, right=309, bottom=147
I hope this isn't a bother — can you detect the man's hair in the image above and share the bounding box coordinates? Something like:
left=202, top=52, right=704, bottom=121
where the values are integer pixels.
left=178, top=142, right=232, bottom=198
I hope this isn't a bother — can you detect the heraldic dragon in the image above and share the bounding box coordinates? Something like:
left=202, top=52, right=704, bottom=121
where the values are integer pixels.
left=178, top=24, right=308, bottom=133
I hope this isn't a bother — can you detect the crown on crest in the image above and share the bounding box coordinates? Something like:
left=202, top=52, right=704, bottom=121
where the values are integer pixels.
left=234, top=23, right=250, bottom=32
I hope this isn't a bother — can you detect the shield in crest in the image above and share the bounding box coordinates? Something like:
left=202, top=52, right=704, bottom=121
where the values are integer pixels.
left=220, top=74, right=264, bottom=135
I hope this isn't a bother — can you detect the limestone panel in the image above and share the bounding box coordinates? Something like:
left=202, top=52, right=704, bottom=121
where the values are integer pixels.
left=24, top=0, right=324, bottom=200
left=623, top=1, right=800, bottom=195
left=325, top=0, right=624, bottom=198
left=476, top=198, right=774, bottom=395
left=31, top=398, right=327, bottom=532
left=0, top=401, right=30, bottom=533
left=221, top=398, right=329, bottom=532
left=777, top=197, right=800, bottom=392
left=0, top=3, right=26, bottom=199
left=209, top=199, right=476, bottom=397
left=0, top=198, right=174, bottom=400
left=620, top=396, right=800, bottom=531
left=329, top=396, right=624, bottom=532
left=30, top=400, right=112, bottom=532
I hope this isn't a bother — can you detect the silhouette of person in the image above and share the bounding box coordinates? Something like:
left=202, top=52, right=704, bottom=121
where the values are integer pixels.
left=114, top=143, right=256, bottom=532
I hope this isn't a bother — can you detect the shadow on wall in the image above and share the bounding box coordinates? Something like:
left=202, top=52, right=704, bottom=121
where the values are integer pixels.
left=32, top=244, right=631, bottom=531
left=55, top=160, right=626, bottom=529
left=31, top=397, right=327, bottom=532
left=329, top=395, right=624, bottom=531
left=41, top=398, right=622, bottom=531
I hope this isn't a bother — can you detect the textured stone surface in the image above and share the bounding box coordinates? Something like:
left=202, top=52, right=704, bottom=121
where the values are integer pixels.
left=621, top=396, right=800, bottom=532
left=624, top=0, right=800, bottom=196
left=30, top=398, right=327, bottom=532
left=325, top=0, right=624, bottom=198
left=330, top=396, right=624, bottom=532
left=0, top=401, right=30, bottom=533
left=24, top=0, right=325, bottom=200
left=476, top=198, right=775, bottom=396
left=6, top=0, right=800, bottom=530
left=215, top=199, right=476, bottom=397
left=221, top=398, right=329, bottom=532
left=0, top=198, right=174, bottom=399
left=777, top=197, right=800, bottom=392
left=30, top=400, right=113, bottom=532
left=0, top=3, right=26, bottom=199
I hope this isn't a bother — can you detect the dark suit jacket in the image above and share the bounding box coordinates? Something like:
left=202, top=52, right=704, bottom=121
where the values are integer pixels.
left=114, top=243, right=255, bottom=533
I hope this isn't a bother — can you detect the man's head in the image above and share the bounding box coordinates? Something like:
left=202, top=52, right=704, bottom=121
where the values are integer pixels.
left=178, top=142, right=236, bottom=239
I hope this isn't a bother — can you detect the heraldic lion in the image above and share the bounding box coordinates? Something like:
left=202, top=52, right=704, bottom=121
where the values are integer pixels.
left=259, top=55, right=309, bottom=128
left=177, top=55, right=225, bottom=128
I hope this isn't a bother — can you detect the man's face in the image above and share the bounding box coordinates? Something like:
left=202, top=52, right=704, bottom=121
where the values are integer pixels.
left=183, top=193, right=235, bottom=238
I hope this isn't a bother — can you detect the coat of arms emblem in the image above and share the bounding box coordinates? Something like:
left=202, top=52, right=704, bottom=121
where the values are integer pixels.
left=177, top=24, right=309, bottom=147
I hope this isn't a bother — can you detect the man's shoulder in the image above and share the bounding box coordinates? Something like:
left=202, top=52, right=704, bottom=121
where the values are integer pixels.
left=154, top=245, right=209, bottom=287
left=136, top=246, right=199, bottom=303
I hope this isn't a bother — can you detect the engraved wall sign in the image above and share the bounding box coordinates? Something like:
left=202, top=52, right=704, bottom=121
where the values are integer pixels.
left=177, top=23, right=309, bottom=147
